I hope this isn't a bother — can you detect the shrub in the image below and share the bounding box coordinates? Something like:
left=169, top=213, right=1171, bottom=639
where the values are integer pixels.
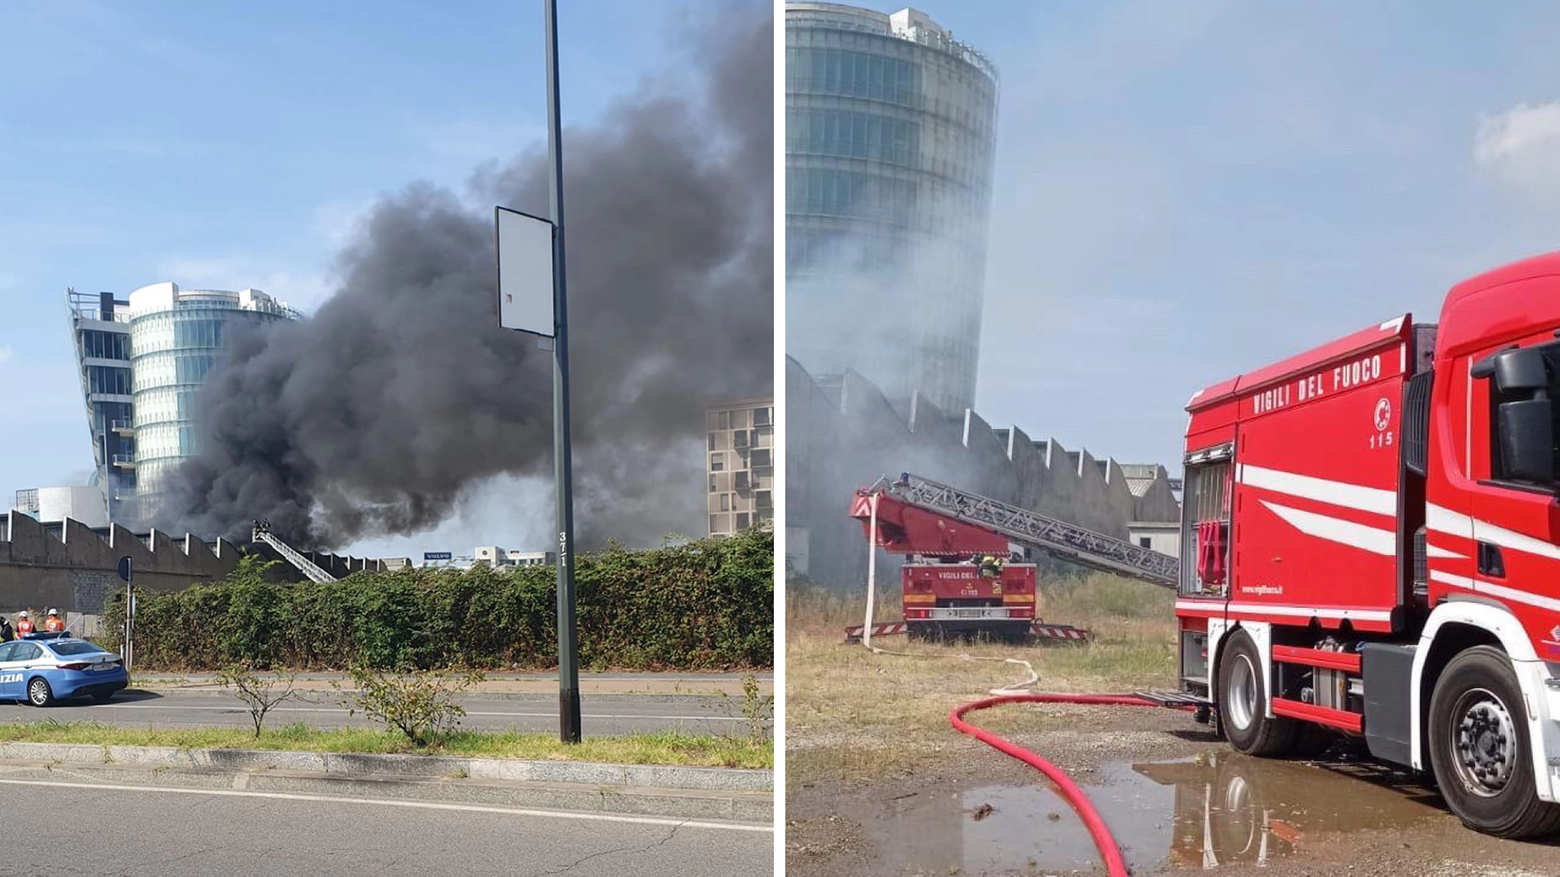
left=102, top=527, right=773, bottom=672
left=335, top=664, right=484, bottom=747
left=216, top=661, right=300, bottom=738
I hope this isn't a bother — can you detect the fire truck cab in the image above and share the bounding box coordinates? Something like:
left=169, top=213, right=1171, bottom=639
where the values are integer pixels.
left=1177, top=252, right=1560, bottom=838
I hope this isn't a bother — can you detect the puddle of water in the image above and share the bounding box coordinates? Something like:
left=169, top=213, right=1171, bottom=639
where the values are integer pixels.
left=868, top=751, right=1442, bottom=875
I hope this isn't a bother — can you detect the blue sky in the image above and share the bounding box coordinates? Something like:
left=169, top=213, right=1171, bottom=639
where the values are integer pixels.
left=12, top=1, right=1560, bottom=555
left=912, top=1, right=1560, bottom=476
left=0, top=0, right=751, bottom=555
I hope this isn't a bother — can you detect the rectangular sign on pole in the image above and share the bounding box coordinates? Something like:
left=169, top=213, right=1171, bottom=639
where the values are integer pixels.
left=496, top=206, right=556, bottom=338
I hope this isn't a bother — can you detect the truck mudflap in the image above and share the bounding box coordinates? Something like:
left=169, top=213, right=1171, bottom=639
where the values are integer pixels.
left=1360, top=642, right=1416, bottom=767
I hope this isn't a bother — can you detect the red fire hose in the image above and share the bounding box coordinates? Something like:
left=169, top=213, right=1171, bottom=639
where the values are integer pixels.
left=949, top=693, right=1192, bottom=877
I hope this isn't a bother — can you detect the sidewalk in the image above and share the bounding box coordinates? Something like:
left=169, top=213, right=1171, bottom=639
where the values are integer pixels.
left=129, top=671, right=773, bottom=699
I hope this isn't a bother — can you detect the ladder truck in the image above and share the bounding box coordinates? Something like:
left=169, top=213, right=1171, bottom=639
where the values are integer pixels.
left=850, top=473, right=1179, bottom=642
left=1178, top=252, right=1560, bottom=838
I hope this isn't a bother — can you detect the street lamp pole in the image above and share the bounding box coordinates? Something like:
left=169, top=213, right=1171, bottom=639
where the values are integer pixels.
left=543, top=0, right=581, bottom=744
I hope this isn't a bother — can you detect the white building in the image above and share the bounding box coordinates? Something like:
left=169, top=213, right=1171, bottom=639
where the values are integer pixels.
left=471, top=546, right=557, bottom=568
left=706, top=397, right=775, bottom=537
left=1128, top=521, right=1181, bottom=558
left=12, top=486, right=110, bottom=529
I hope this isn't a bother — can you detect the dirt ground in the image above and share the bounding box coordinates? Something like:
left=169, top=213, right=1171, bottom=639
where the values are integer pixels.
left=784, top=583, right=1560, bottom=876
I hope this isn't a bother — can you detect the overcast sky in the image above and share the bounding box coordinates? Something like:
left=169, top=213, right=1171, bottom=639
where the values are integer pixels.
left=915, top=1, right=1560, bottom=475
left=0, top=0, right=757, bottom=559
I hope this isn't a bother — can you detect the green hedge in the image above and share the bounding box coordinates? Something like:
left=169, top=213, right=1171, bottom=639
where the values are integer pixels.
left=101, top=527, right=773, bottom=672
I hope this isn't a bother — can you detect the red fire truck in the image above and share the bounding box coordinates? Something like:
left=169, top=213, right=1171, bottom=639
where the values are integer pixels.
left=850, top=481, right=1037, bottom=640
left=1178, top=252, right=1560, bottom=838
left=851, top=474, right=1179, bottom=641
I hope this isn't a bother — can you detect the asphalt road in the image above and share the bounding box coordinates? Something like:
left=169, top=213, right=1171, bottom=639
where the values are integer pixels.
left=0, top=776, right=772, bottom=876
left=0, top=691, right=756, bottom=736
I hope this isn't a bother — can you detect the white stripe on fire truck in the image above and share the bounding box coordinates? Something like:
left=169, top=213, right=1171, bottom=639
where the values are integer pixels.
left=1260, top=501, right=1396, bottom=555
left=1473, top=518, right=1560, bottom=563
left=1174, top=599, right=1393, bottom=622
left=1427, top=504, right=1560, bottom=563
left=1428, top=570, right=1560, bottom=614
left=1424, top=543, right=1465, bottom=560
left=1237, top=464, right=1397, bottom=516
left=1426, top=503, right=1474, bottom=539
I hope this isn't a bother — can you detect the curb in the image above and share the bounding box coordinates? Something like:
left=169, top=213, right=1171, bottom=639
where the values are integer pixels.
left=0, top=742, right=771, bottom=791
left=0, top=743, right=772, bottom=824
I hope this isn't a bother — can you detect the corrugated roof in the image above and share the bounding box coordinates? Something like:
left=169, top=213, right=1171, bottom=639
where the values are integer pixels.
left=1118, top=463, right=1166, bottom=497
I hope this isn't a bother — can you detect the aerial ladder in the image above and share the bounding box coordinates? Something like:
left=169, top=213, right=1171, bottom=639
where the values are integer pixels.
left=846, top=473, right=1180, bottom=645
left=251, top=520, right=337, bottom=584
left=873, top=473, right=1179, bottom=589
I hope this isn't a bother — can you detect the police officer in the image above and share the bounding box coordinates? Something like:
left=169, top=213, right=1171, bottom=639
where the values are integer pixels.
left=0, top=615, right=13, bottom=642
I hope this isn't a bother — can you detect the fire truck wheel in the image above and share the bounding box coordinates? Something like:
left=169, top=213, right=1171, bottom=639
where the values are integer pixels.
left=1216, top=630, right=1297, bottom=757
left=1428, top=646, right=1560, bottom=838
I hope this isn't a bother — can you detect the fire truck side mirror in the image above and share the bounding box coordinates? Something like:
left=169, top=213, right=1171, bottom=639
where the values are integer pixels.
left=1497, top=398, right=1555, bottom=483
left=1473, top=346, right=1556, bottom=483
left=1473, top=346, right=1548, bottom=394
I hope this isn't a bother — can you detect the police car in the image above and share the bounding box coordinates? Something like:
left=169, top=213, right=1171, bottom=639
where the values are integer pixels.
left=0, top=632, right=129, bottom=706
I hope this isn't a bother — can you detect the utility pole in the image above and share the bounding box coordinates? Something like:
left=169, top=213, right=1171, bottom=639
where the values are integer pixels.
left=544, top=0, right=581, bottom=745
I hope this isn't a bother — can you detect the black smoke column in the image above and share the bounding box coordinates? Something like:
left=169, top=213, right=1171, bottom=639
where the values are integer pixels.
left=153, top=3, right=773, bottom=551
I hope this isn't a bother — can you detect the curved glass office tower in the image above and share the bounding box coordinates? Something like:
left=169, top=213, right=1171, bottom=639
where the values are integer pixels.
left=785, top=3, right=998, bottom=414
left=126, top=283, right=298, bottom=521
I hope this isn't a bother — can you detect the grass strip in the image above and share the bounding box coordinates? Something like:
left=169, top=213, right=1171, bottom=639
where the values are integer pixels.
left=0, top=720, right=772, bottom=769
left=785, top=575, right=1179, bottom=783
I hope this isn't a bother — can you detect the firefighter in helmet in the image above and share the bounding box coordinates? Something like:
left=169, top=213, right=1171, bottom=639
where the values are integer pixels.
left=978, top=554, right=1003, bottom=578
left=45, top=609, right=65, bottom=632
left=15, top=611, right=34, bottom=636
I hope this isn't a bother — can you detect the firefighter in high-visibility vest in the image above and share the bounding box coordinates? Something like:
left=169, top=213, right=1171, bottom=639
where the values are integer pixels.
left=978, top=554, right=1003, bottom=578
left=15, top=612, right=34, bottom=636
left=44, top=609, right=65, bottom=632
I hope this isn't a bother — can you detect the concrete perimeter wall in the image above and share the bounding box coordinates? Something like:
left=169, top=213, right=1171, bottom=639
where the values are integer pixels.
left=786, top=356, right=1181, bottom=587
left=0, top=512, right=398, bottom=615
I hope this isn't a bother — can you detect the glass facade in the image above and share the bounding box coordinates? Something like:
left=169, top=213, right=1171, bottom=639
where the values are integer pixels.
left=66, top=289, right=134, bottom=525
left=127, top=285, right=298, bottom=521
left=785, top=3, right=998, bottom=414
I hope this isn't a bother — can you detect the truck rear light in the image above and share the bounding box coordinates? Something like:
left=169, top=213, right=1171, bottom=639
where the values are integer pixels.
left=906, top=609, right=929, bottom=619
left=1010, top=607, right=1034, bottom=619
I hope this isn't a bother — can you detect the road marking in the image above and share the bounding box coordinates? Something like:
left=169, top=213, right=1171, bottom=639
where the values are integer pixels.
left=80, top=704, right=742, bottom=722
left=0, top=778, right=772, bottom=832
